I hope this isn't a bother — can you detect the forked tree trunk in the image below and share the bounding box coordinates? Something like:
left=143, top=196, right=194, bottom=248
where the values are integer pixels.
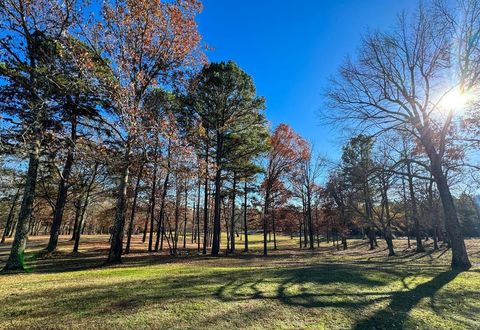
left=47, top=113, right=77, bottom=253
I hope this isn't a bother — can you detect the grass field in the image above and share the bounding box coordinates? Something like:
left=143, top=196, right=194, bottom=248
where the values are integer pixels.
left=0, top=234, right=479, bottom=329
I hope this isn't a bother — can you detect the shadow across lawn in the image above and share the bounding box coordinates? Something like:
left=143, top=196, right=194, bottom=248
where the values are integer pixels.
left=1, top=263, right=434, bottom=317
left=353, top=269, right=463, bottom=329
left=1, top=247, right=478, bottom=328
left=214, top=263, right=393, bottom=309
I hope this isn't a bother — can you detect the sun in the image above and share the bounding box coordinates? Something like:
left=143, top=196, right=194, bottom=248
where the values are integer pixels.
left=440, top=88, right=471, bottom=113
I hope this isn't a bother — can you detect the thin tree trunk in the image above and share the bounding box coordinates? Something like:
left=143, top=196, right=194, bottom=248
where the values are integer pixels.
left=203, top=139, right=209, bottom=255
left=196, top=179, right=201, bottom=253
left=428, top=180, right=439, bottom=250
left=142, top=209, right=149, bottom=243
left=125, top=163, right=144, bottom=254
left=302, top=194, right=308, bottom=248
left=243, top=181, right=249, bottom=252
left=47, top=113, right=77, bottom=252
left=382, top=176, right=395, bottom=256
left=72, top=196, right=89, bottom=253
left=70, top=200, right=81, bottom=241
left=156, top=140, right=171, bottom=252
left=263, top=186, right=270, bottom=256
left=306, top=187, right=314, bottom=250
left=230, top=173, right=236, bottom=253
left=191, top=201, right=196, bottom=244
left=211, top=133, right=223, bottom=256
left=401, top=176, right=411, bottom=249
left=71, top=199, right=82, bottom=242
left=148, top=143, right=159, bottom=252
left=173, top=176, right=181, bottom=255
left=1, top=188, right=20, bottom=244
left=183, top=180, right=188, bottom=249
left=272, top=204, right=277, bottom=250
left=406, top=161, right=424, bottom=252
left=299, top=222, right=302, bottom=248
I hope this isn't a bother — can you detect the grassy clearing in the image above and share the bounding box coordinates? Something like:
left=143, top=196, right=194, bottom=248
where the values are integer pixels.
left=0, top=234, right=479, bottom=329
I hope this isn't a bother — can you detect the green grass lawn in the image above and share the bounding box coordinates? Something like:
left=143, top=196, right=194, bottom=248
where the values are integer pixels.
left=0, top=234, right=479, bottom=329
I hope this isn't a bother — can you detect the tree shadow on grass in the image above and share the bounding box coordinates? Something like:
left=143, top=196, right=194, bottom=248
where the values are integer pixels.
left=353, top=269, right=463, bottom=329
left=2, top=263, right=396, bottom=318
left=214, top=263, right=400, bottom=310
left=1, top=259, right=476, bottom=329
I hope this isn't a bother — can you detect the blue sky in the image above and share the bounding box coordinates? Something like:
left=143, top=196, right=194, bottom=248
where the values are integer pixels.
left=197, top=0, right=419, bottom=161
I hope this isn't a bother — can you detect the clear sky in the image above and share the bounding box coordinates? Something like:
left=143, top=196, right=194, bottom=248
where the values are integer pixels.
left=197, top=0, right=420, bottom=161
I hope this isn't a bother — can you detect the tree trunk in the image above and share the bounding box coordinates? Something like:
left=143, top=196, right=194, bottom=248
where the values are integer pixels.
left=47, top=113, right=77, bottom=252
left=272, top=205, right=277, bottom=250
left=367, top=226, right=375, bottom=250
left=70, top=200, right=81, bottom=241
left=263, top=186, right=270, bottom=256
left=431, top=161, right=471, bottom=269
left=306, top=187, right=314, bottom=249
left=107, top=148, right=130, bottom=264
left=428, top=180, right=439, bottom=250
left=125, top=164, right=144, bottom=254
left=211, top=132, right=223, bottom=256
left=183, top=180, right=188, bottom=249
left=406, top=161, right=424, bottom=252
left=401, top=176, right=411, bottom=249
left=383, top=178, right=395, bottom=256
left=142, top=210, right=149, bottom=243
left=339, top=207, right=347, bottom=250
left=148, top=143, right=159, bottom=252
left=173, top=177, right=181, bottom=255
left=72, top=201, right=84, bottom=252
left=1, top=188, right=20, bottom=244
left=156, top=141, right=171, bottom=252
left=299, top=222, right=302, bottom=248
left=196, top=179, right=201, bottom=253
left=230, top=173, right=236, bottom=253
left=3, top=132, right=41, bottom=272
left=243, top=181, right=249, bottom=252
left=202, top=139, right=209, bottom=255
left=301, top=194, right=308, bottom=248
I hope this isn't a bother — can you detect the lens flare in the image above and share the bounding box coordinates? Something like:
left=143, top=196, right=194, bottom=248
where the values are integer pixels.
left=440, top=88, right=471, bottom=113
